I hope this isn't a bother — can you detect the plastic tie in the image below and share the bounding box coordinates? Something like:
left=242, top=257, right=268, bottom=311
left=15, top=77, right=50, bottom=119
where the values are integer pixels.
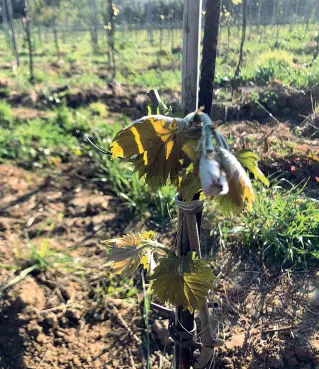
left=174, top=194, right=204, bottom=216
left=169, top=320, right=200, bottom=349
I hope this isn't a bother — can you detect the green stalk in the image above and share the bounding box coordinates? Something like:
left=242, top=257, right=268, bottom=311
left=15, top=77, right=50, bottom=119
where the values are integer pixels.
left=142, top=272, right=151, bottom=369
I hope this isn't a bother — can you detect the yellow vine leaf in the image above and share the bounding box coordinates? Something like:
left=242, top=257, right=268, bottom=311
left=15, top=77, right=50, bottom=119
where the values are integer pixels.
left=236, top=150, right=270, bottom=187
left=215, top=148, right=255, bottom=214
left=151, top=252, right=215, bottom=314
left=110, top=116, right=198, bottom=189
left=105, top=231, right=167, bottom=277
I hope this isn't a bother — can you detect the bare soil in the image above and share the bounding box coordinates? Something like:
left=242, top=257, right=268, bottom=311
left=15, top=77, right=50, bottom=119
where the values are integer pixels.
left=203, top=246, right=319, bottom=369
left=0, top=161, right=168, bottom=369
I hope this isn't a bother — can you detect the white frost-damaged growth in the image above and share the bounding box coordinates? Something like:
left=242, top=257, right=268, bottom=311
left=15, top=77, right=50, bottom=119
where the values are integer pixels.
left=199, top=154, right=229, bottom=197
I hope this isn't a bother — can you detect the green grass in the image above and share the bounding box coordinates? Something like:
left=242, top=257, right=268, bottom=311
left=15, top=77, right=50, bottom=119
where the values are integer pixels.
left=53, top=105, right=176, bottom=222
left=117, top=68, right=181, bottom=91
left=0, top=103, right=175, bottom=223
left=0, top=232, right=81, bottom=296
left=0, top=116, right=78, bottom=168
left=93, top=273, right=139, bottom=302
left=89, top=102, right=108, bottom=117
left=0, top=101, right=13, bottom=128
left=217, top=181, right=319, bottom=267
left=14, top=237, right=76, bottom=272
left=0, top=24, right=318, bottom=94
left=51, top=106, right=176, bottom=221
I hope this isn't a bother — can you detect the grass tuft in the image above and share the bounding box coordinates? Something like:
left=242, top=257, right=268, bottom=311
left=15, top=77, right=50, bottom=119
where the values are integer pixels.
left=219, top=181, right=319, bottom=267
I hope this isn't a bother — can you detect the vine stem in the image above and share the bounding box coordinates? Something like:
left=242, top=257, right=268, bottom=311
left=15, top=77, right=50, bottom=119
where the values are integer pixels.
left=141, top=272, right=150, bottom=369
left=147, top=88, right=196, bottom=369
left=185, top=210, right=215, bottom=368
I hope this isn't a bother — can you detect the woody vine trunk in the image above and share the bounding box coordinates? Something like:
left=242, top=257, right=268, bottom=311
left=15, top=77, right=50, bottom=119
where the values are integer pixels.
left=198, top=0, right=222, bottom=115
left=174, top=217, right=196, bottom=369
left=197, top=1, right=222, bottom=366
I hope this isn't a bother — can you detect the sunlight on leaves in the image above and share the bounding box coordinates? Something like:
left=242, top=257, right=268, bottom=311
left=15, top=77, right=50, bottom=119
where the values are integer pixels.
left=105, top=231, right=168, bottom=277
left=236, top=150, right=270, bottom=187
left=151, top=252, right=215, bottom=314
left=110, top=116, right=198, bottom=189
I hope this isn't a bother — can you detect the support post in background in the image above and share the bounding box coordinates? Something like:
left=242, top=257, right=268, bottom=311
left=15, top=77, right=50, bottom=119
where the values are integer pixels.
left=4, top=0, right=19, bottom=66
left=22, top=0, right=34, bottom=83
left=2, top=0, right=10, bottom=47
left=181, top=0, right=203, bottom=115
left=50, top=0, right=60, bottom=60
left=87, top=0, right=98, bottom=51
left=107, top=0, right=116, bottom=82
left=234, top=0, right=247, bottom=79
left=146, top=0, right=153, bottom=45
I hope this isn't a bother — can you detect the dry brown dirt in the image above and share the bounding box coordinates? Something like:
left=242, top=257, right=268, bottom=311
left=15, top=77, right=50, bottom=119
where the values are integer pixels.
left=0, top=161, right=169, bottom=369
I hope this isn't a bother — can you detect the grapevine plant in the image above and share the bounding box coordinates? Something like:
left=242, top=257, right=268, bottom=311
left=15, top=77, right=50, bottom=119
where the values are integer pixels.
left=106, top=109, right=269, bottom=312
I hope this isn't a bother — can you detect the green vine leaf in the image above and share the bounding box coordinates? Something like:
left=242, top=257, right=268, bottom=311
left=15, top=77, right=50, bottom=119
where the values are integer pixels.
left=236, top=150, right=270, bottom=187
left=150, top=252, right=215, bottom=313
left=110, top=116, right=198, bottom=189
left=105, top=231, right=169, bottom=277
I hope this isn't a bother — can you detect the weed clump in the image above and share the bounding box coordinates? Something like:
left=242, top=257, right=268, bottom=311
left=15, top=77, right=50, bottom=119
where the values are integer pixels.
left=89, top=102, right=108, bottom=117
left=219, top=183, right=319, bottom=267
left=254, top=50, right=295, bottom=84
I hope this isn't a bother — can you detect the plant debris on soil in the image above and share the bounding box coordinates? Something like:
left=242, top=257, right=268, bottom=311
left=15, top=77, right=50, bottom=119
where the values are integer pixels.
left=0, top=160, right=319, bottom=369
